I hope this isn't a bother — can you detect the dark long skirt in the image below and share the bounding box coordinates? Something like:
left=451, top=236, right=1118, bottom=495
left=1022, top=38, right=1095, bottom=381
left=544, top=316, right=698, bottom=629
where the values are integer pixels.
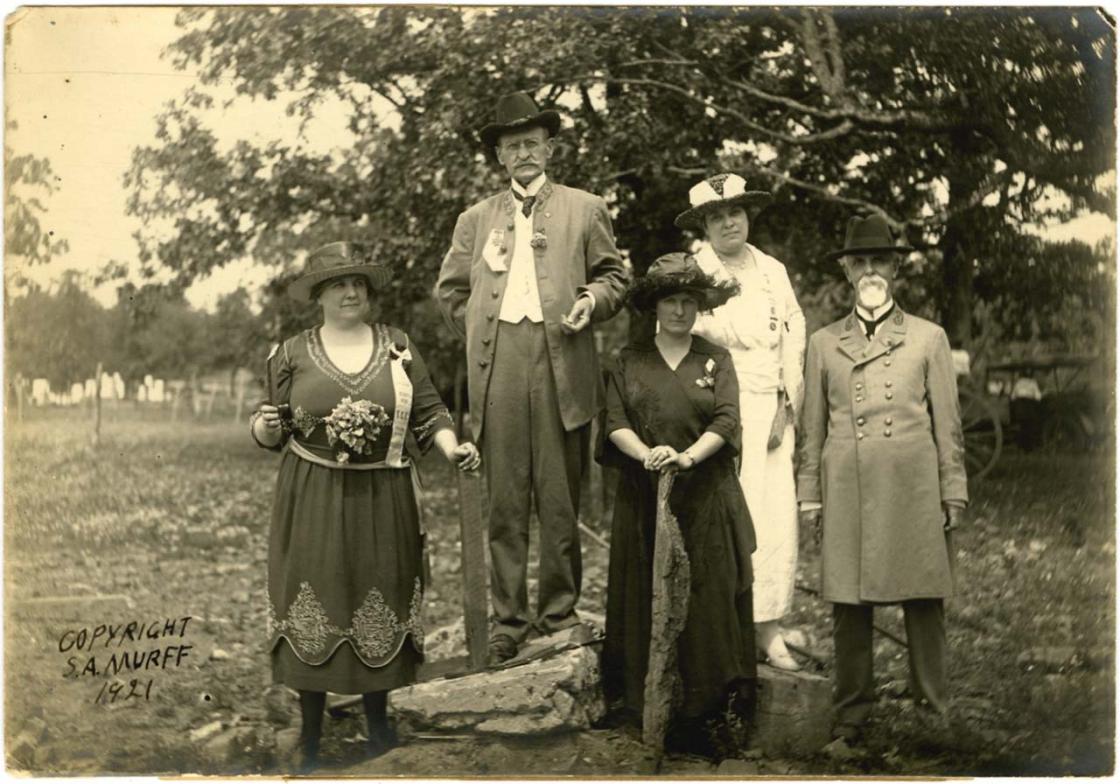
left=268, top=453, right=424, bottom=693
left=602, top=454, right=757, bottom=720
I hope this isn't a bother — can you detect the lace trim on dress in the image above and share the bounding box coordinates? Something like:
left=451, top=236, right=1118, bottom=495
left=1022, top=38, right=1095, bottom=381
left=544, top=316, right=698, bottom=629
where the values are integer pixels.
left=306, top=323, right=392, bottom=396
left=269, top=578, right=425, bottom=666
left=412, top=411, right=454, bottom=443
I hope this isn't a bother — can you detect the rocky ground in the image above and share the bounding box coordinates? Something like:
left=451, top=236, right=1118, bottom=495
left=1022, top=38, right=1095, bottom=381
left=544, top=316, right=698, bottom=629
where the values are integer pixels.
left=4, top=409, right=1114, bottom=776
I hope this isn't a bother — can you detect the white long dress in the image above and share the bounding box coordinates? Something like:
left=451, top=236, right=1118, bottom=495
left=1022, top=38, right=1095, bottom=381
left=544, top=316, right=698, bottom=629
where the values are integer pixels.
left=692, top=242, right=806, bottom=622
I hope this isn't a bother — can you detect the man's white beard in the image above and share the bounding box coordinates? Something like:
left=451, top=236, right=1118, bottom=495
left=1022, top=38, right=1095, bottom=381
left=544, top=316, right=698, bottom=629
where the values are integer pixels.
left=857, top=276, right=890, bottom=310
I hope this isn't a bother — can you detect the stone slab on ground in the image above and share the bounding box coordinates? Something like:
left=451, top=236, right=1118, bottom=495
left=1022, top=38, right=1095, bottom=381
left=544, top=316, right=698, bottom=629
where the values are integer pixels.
left=391, top=645, right=605, bottom=735
left=754, top=662, right=832, bottom=757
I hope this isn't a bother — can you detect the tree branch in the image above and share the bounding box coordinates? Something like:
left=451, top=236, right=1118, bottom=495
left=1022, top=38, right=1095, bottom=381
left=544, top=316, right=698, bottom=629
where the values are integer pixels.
left=820, top=9, right=847, bottom=93
left=573, top=73, right=855, bottom=145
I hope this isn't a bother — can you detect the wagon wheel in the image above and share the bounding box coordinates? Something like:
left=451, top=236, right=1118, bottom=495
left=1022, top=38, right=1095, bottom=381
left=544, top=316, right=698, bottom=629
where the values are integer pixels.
left=959, top=387, right=1002, bottom=481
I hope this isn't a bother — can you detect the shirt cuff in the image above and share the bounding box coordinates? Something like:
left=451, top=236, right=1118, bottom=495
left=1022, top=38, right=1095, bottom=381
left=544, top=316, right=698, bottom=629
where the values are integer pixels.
left=798, top=501, right=823, bottom=512
left=942, top=500, right=967, bottom=509
left=578, top=290, right=596, bottom=311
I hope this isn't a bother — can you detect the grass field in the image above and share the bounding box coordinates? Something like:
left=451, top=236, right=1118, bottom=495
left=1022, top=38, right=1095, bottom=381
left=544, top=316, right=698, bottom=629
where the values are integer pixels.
left=3, top=406, right=1115, bottom=775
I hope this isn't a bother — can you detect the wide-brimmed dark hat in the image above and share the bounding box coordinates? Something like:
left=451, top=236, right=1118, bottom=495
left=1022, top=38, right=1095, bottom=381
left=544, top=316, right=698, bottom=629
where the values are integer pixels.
left=627, top=252, right=741, bottom=312
left=825, top=214, right=915, bottom=261
left=674, top=173, right=772, bottom=231
left=479, top=91, right=562, bottom=152
left=288, top=241, right=393, bottom=302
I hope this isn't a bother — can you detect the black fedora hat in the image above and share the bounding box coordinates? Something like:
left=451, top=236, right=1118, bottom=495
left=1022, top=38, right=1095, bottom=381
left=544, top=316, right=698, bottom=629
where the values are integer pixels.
left=288, top=241, right=392, bottom=302
left=479, top=91, right=562, bottom=152
left=627, top=252, right=740, bottom=312
left=825, top=214, right=915, bottom=261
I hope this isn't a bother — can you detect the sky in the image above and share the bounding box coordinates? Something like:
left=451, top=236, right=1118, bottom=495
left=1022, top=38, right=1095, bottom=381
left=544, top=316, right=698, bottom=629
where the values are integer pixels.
left=4, top=5, right=1117, bottom=313
left=5, top=5, right=359, bottom=311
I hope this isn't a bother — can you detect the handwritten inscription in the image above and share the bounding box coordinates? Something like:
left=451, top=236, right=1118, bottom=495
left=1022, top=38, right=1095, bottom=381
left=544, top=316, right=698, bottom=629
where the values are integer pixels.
left=58, top=617, right=194, bottom=703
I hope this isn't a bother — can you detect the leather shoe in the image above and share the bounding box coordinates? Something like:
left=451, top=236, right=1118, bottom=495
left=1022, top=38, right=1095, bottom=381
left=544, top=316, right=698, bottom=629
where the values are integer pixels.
left=365, top=721, right=399, bottom=759
left=488, top=634, right=518, bottom=666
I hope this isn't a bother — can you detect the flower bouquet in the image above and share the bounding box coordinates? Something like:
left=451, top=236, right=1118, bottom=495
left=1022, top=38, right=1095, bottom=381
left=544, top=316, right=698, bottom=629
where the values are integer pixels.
left=289, top=397, right=392, bottom=464
left=324, top=397, right=392, bottom=463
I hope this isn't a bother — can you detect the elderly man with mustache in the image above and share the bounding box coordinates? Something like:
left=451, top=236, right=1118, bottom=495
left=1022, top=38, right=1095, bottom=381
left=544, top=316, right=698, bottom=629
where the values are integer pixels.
left=797, top=214, right=968, bottom=744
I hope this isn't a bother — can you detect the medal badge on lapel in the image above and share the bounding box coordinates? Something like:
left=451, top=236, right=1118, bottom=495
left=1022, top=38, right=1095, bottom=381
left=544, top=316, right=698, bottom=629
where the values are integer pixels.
left=482, top=228, right=509, bottom=273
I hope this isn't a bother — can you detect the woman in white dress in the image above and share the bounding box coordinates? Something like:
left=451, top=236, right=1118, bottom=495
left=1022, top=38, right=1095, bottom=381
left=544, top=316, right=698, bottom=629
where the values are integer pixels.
left=676, top=173, right=806, bottom=671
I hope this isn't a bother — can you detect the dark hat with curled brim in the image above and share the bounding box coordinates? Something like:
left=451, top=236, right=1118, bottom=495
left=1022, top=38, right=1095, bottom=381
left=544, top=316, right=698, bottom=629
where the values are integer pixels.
left=479, top=91, right=562, bottom=154
left=674, top=173, right=772, bottom=231
left=288, top=241, right=393, bottom=302
left=825, top=213, right=915, bottom=261
left=627, top=252, right=741, bottom=313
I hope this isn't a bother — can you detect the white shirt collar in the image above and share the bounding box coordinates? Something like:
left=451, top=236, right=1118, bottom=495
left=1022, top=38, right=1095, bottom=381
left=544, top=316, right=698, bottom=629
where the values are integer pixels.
left=855, top=299, right=895, bottom=323
left=511, top=173, right=547, bottom=198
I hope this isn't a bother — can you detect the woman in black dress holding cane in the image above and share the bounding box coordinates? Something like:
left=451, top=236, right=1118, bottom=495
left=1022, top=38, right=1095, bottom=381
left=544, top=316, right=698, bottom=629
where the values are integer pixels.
left=600, top=252, right=758, bottom=755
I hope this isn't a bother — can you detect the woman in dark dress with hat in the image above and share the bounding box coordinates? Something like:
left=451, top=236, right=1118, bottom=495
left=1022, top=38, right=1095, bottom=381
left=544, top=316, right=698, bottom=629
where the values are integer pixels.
left=600, top=252, right=758, bottom=754
left=251, top=242, right=480, bottom=771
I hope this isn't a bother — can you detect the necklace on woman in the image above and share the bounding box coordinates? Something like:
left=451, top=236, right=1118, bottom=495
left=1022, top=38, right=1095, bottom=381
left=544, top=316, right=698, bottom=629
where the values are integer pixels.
left=718, top=246, right=779, bottom=333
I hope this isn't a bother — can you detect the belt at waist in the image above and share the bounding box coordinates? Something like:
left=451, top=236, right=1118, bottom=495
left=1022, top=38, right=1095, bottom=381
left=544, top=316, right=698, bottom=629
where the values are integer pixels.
left=286, top=438, right=410, bottom=470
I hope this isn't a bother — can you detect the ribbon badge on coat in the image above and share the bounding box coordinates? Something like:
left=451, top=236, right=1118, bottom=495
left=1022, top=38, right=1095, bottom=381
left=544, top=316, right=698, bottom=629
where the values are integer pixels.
left=483, top=228, right=509, bottom=273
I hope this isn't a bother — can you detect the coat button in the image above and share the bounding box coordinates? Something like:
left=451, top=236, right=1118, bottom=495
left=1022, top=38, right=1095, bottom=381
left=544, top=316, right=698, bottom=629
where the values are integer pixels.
left=885, top=360, right=892, bottom=367
left=482, top=338, right=491, bottom=346
left=885, top=392, right=894, bottom=400
left=479, top=359, right=489, bottom=368
left=486, top=313, right=495, bottom=321
left=885, top=380, right=893, bottom=388
left=857, top=432, right=865, bottom=440
left=855, top=382, right=864, bottom=390
left=857, top=416, right=866, bottom=425
left=884, top=429, right=892, bottom=437
left=491, top=290, right=500, bottom=298
left=507, top=222, right=514, bottom=230
left=885, top=417, right=893, bottom=425
left=855, top=396, right=864, bottom=403
left=499, top=245, right=508, bottom=254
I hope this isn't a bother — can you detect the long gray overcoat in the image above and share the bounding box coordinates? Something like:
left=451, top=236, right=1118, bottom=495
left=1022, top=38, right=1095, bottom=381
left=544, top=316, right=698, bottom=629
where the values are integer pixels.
left=435, top=180, right=628, bottom=440
left=796, top=308, right=968, bottom=604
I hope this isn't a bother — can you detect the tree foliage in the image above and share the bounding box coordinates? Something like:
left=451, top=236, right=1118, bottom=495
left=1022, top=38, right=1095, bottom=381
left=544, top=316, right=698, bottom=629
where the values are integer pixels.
left=125, top=6, right=1115, bottom=373
left=4, top=122, right=69, bottom=267
left=6, top=272, right=111, bottom=386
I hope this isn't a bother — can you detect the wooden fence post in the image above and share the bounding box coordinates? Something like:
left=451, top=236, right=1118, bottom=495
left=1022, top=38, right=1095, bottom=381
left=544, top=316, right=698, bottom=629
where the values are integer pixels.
left=92, top=362, right=103, bottom=445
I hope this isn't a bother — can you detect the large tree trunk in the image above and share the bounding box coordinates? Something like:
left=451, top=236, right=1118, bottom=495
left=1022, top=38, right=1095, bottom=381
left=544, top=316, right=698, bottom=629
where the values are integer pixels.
left=940, top=212, right=973, bottom=349
left=940, top=139, right=985, bottom=349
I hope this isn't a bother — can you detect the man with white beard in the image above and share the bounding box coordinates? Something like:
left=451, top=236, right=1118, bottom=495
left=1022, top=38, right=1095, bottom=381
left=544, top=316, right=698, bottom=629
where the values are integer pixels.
left=797, top=214, right=968, bottom=744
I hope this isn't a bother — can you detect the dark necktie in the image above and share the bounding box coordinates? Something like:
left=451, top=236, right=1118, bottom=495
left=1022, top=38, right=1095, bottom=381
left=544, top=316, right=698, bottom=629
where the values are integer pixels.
left=858, top=305, right=895, bottom=341
left=512, top=190, right=536, bottom=218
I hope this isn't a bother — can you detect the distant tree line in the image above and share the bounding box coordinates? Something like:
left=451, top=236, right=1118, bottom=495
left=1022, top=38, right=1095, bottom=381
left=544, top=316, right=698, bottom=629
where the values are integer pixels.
left=4, top=274, right=276, bottom=391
